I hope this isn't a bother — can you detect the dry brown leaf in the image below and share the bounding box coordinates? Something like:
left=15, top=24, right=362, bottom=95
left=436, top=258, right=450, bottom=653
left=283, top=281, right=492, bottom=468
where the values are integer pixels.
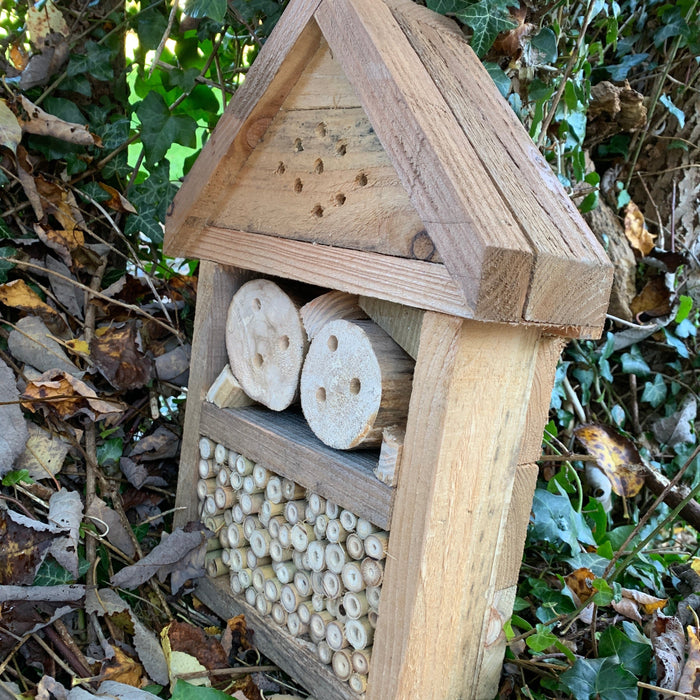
left=9, top=43, right=29, bottom=71
left=630, top=276, right=673, bottom=319
left=0, top=279, right=68, bottom=335
left=228, top=614, right=253, bottom=651
left=163, top=621, right=228, bottom=671
left=0, top=510, right=55, bottom=585
left=100, top=648, right=144, bottom=688
left=99, top=183, right=137, bottom=214
left=15, top=422, right=70, bottom=481
left=26, top=1, right=70, bottom=42
left=16, top=146, right=43, bottom=219
left=90, top=322, right=154, bottom=390
left=621, top=587, right=667, bottom=615
left=624, top=201, right=656, bottom=256
left=678, top=625, right=700, bottom=695
left=565, top=567, right=596, bottom=604
left=652, top=612, right=686, bottom=690
left=0, top=99, right=22, bottom=154
left=35, top=176, right=88, bottom=235
left=21, top=369, right=123, bottom=420
left=574, top=423, right=645, bottom=497
left=19, top=96, right=101, bottom=147
left=611, top=597, right=644, bottom=622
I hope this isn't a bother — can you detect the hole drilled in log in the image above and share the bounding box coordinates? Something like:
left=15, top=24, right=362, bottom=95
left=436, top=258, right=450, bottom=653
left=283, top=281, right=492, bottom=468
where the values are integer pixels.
left=356, top=172, right=368, bottom=186
left=253, top=353, right=263, bottom=368
left=315, top=122, right=327, bottom=137
left=253, top=297, right=262, bottom=310
left=312, top=204, right=324, bottom=218
left=316, top=387, right=326, bottom=402
left=314, top=158, right=324, bottom=174
left=349, top=378, right=361, bottom=395
left=276, top=162, right=286, bottom=175
left=328, top=335, right=338, bottom=352
left=294, top=178, right=303, bottom=193
left=335, top=193, right=346, bottom=206
left=336, top=142, right=347, bottom=156
left=294, top=137, right=303, bottom=152
left=278, top=335, right=290, bottom=351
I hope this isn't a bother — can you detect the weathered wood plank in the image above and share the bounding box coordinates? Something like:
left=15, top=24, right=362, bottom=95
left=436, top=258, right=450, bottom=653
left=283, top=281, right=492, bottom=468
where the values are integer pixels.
left=367, top=314, right=539, bottom=700
left=164, top=1, right=323, bottom=256
left=200, top=402, right=392, bottom=529
left=315, top=0, right=533, bottom=322
left=192, top=225, right=473, bottom=318
left=196, top=577, right=355, bottom=700
left=358, top=296, right=424, bottom=359
left=174, top=263, right=253, bottom=529
left=386, top=0, right=613, bottom=330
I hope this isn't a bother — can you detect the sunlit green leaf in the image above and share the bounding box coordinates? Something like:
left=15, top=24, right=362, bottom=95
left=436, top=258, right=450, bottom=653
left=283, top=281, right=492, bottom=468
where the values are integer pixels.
left=184, top=0, right=227, bottom=23
left=560, top=655, right=638, bottom=700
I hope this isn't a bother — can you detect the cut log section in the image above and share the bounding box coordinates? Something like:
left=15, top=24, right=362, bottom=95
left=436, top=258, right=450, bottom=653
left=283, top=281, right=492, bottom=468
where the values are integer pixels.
left=226, top=279, right=309, bottom=410
left=206, top=364, right=256, bottom=408
left=300, top=320, right=414, bottom=449
left=300, top=291, right=368, bottom=341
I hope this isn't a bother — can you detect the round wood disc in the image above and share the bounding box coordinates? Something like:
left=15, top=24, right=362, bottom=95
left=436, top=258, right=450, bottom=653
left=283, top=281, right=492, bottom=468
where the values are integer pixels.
left=300, top=320, right=384, bottom=449
left=226, top=279, right=307, bottom=411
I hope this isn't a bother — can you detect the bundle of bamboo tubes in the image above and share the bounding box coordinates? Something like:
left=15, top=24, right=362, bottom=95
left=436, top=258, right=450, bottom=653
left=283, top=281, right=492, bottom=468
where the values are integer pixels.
left=197, top=433, right=388, bottom=693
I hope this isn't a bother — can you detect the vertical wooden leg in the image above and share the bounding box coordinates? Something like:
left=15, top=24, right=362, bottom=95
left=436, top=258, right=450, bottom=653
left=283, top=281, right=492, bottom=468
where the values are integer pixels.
left=366, top=313, right=539, bottom=699
left=174, top=262, right=253, bottom=528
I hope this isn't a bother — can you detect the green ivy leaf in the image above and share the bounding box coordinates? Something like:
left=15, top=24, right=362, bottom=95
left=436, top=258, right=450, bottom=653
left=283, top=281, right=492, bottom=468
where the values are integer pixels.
left=171, top=681, right=232, bottom=700
left=2, top=469, right=33, bottom=486
left=0, top=246, right=17, bottom=282
left=675, top=295, right=693, bottom=323
left=664, top=328, right=689, bottom=358
left=97, top=437, right=123, bottom=467
left=67, top=41, right=114, bottom=82
left=426, top=0, right=469, bottom=13
left=529, top=26, right=558, bottom=64
left=659, top=93, right=686, bottom=128
left=33, top=558, right=75, bottom=586
left=135, top=91, right=198, bottom=166
left=526, top=623, right=558, bottom=652
left=482, top=61, right=510, bottom=98
left=598, top=623, right=652, bottom=677
left=641, top=374, right=667, bottom=408
left=184, top=0, right=227, bottom=23
left=620, top=345, right=650, bottom=376
left=529, top=488, right=596, bottom=555
left=560, top=655, right=638, bottom=700
left=137, top=7, right=170, bottom=51
left=456, top=1, right=517, bottom=58
left=591, top=578, right=614, bottom=606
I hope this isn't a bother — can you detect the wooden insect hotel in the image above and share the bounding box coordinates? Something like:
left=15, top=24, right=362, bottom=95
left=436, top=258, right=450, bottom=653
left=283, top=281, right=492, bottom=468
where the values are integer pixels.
left=164, top=0, right=613, bottom=697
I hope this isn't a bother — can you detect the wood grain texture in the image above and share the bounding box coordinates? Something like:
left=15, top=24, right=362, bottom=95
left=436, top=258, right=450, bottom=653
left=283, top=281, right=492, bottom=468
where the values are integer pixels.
left=314, top=0, right=533, bottom=322
left=164, top=0, right=323, bottom=255
left=196, top=576, right=356, bottom=700
left=367, top=313, right=539, bottom=700
left=174, top=263, right=253, bottom=528
left=359, top=296, right=424, bottom=359
left=190, top=226, right=473, bottom=318
left=200, top=402, right=392, bottom=529
left=386, top=0, right=613, bottom=330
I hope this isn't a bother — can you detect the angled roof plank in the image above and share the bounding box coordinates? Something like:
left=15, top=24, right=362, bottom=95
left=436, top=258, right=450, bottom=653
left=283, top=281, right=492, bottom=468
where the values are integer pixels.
left=165, top=0, right=324, bottom=256
left=385, top=0, right=613, bottom=330
left=314, top=0, right=535, bottom=322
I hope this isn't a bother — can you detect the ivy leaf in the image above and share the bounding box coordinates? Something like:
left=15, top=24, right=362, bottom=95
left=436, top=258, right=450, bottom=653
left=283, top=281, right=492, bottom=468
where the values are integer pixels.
left=135, top=92, right=197, bottom=166
left=171, top=681, right=232, bottom=700
left=529, top=488, right=596, bottom=555
left=659, top=94, right=686, bottom=128
left=529, top=27, right=558, bottom=64
left=560, top=655, right=638, bottom=700
left=67, top=41, right=114, bottom=82
left=620, top=344, right=650, bottom=376
left=526, top=623, right=558, bottom=652
left=456, top=1, right=517, bottom=57
left=598, top=623, right=652, bottom=677
left=426, top=0, right=469, bottom=12
left=0, top=246, right=17, bottom=283
left=641, top=374, right=667, bottom=408
left=125, top=162, right=178, bottom=243
left=137, top=8, right=170, bottom=51
left=654, top=6, right=689, bottom=47
left=184, top=0, right=227, bottom=23
left=482, top=61, right=510, bottom=98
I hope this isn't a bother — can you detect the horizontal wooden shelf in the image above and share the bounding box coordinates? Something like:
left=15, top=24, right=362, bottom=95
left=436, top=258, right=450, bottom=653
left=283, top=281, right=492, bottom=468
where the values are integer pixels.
left=200, top=403, right=393, bottom=529
left=197, top=576, right=358, bottom=700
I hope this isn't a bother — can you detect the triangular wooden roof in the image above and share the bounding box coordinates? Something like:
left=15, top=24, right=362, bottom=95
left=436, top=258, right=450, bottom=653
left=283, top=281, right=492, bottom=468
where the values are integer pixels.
left=164, top=0, right=612, bottom=336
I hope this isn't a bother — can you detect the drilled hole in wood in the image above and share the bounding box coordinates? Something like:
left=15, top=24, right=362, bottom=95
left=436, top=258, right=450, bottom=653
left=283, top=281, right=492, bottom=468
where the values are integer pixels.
left=294, top=178, right=303, bottom=193
left=276, top=161, right=286, bottom=175
left=349, top=378, right=361, bottom=395
left=316, top=387, right=326, bottom=402
left=278, top=335, right=290, bottom=351
left=356, top=172, right=368, bottom=186
left=335, top=193, right=346, bottom=206
left=314, top=158, right=324, bottom=174
left=316, top=122, right=327, bottom=137
left=294, top=137, right=304, bottom=152
left=252, top=297, right=262, bottom=310
left=253, top=353, right=264, bottom=368
left=327, top=335, right=338, bottom=352
left=335, top=142, right=347, bottom=156
left=312, top=204, right=324, bottom=217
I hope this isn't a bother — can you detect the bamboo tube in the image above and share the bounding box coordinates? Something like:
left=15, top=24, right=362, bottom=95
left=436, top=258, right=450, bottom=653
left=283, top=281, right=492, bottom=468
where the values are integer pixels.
left=348, top=672, right=367, bottom=694
left=242, top=475, right=261, bottom=494
left=199, top=436, right=215, bottom=460
left=326, top=597, right=348, bottom=622
left=265, top=476, right=283, bottom=504
left=355, top=518, right=378, bottom=539
left=292, top=550, right=305, bottom=571
left=293, top=570, right=312, bottom=597
left=375, top=425, right=405, bottom=486
left=238, top=568, right=254, bottom=588
left=206, top=364, right=255, bottom=409
left=310, top=610, right=333, bottom=641
left=216, top=468, right=231, bottom=487
left=311, top=592, right=325, bottom=612
left=261, top=500, right=285, bottom=522
left=313, top=514, right=328, bottom=540
left=206, top=536, right=221, bottom=552
left=214, top=486, right=236, bottom=510
left=249, top=529, right=272, bottom=558
left=343, top=591, right=369, bottom=620
left=214, top=443, right=228, bottom=464
left=297, top=600, right=315, bottom=625
left=224, top=508, right=233, bottom=525
left=271, top=602, right=288, bottom=626
left=326, top=621, right=349, bottom=651
left=364, top=532, right=389, bottom=560
left=204, top=514, right=226, bottom=534
left=258, top=508, right=271, bottom=529
left=244, top=586, right=256, bottom=607
left=352, top=648, right=371, bottom=675
left=368, top=609, right=379, bottom=629
left=273, top=560, right=297, bottom=584
left=345, top=617, right=374, bottom=650
left=218, top=527, right=230, bottom=549
left=227, top=450, right=240, bottom=471
left=366, top=586, right=381, bottom=610
left=339, top=509, right=357, bottom=532
left=331, top=649, right=353, bottom=681
left=291, top=522, right=315, bottom=552
left=264, top=577, right=282, bottom=602
left=282, top=478, right=306, bottom=500
left=256, top=592, right=272, bottom=616
left=325, top=501, right=339, bottom=519
left=229, top=472, right=243, bottom=490
left=270, top=540, right=294, bottom=563
left=248, top=550, right=270, bottom=570
left=345, top=533, right=365, bottom=560
left=326, top=519, right=348, bottom=543
left=322, top=571, right=343, bottom=599
left=240, top=492, right=265, bottom=515
left=311, top=573, right=325, bottom=596
left=252, top=565, right=277, bottom=593
left=231, top=503, right=244, bottom=523
left=281, top=584, right=310, bottom=614
left=206, top=556, right=228, bottom=578
left=277, top=523, right=292, bottom=548
left=307, top=541, right=325, bottom=572
left=304, top=505, right=317, bottom=525
left=287, top=612, right=308, bottom=637
left=229, top=547, right=249, bottom=571
left=199, top=458, right=217, bottom=479
left=284, top=500, right=306, bottom=525
left=252, top=464, right=270, bottom=489
left=197, top=478, right=217, bottom=500
left=230, top=571, right=243, bottom=594
left=325, top=543, right=348, bottom=574
left=300, top=320, right=414, bottom=449
left=268, top=515, right=284, bottom=539
left=361, top=557, right=384, bottom=587
left=317, top=640, right=333, bottom=665
left=203, top=495, right=218, bottom=516
left=308, top=493, right=326, bottom=516
left=235, top=454, right=255, bottom=476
